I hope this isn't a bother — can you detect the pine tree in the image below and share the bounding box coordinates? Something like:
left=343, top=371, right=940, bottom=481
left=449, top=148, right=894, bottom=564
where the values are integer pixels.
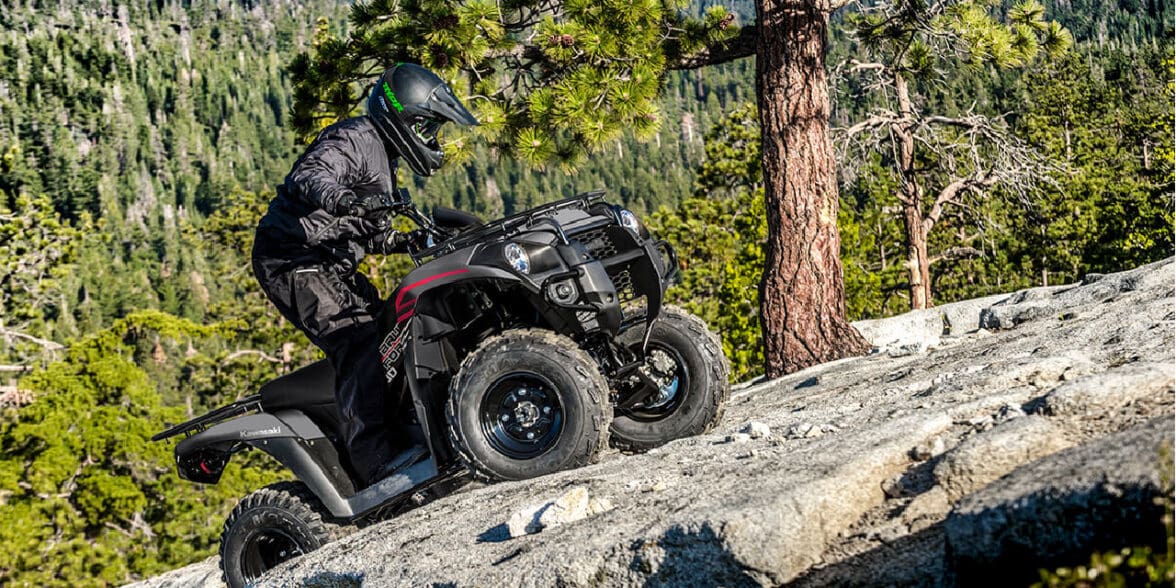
left=837, top=0, right=1072, bottom=309
left=290, top=0, right=870, bottom=376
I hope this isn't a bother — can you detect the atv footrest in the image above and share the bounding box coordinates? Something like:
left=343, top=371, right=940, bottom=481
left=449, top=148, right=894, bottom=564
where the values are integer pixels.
left=152, top=394, right=263, bottom=441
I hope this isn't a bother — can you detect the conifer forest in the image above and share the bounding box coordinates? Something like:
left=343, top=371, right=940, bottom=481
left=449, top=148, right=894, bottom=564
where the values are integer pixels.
left=0, top=0, right=1170, bottom=584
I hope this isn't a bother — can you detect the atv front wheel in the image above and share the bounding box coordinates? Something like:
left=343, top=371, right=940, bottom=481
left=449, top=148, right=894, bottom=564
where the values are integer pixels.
left=446, top=329, right=611, bottom=481
left=219, top=481, right=342, bottom=588
left=610, top=305, right=730, bottom=452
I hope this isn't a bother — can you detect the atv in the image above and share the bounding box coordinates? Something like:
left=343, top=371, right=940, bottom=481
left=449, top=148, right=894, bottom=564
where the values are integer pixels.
left=153, top=190, right=730, bottom=587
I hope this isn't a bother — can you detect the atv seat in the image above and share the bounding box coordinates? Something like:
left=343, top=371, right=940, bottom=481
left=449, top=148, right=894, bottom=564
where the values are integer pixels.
left=259, top=359, right=342, bottom=435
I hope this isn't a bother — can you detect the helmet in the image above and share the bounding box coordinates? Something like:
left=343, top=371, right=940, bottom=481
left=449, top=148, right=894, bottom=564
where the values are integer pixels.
left=367, top=63, right=479, bottom=177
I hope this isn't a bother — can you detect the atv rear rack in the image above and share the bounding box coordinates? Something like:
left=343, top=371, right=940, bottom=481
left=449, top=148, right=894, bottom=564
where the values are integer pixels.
left=151, top=394, right=263, bottom=441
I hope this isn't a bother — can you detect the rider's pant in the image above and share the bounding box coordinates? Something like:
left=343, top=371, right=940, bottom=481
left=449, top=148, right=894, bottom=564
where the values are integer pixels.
left=251, top=254, right=396, bottom=484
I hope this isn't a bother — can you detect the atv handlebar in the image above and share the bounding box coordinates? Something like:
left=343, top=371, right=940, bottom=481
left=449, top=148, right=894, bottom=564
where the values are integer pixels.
left=369, top=189, right=460, bottom=256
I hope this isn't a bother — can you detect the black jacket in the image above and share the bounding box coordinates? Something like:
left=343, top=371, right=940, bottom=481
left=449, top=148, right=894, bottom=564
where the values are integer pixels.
left=254, top=116, right=397, bottom=270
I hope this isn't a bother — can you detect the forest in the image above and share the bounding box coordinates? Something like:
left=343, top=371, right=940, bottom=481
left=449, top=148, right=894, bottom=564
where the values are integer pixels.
left=0, top=0, right=1171, bottom=584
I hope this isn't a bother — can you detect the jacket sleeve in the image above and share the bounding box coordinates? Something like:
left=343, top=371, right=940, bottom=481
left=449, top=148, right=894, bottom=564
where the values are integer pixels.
left=283, top=130, right=361, bottom=215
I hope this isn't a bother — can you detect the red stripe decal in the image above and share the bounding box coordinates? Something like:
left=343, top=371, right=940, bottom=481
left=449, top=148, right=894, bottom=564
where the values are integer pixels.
left=397, top=310, right=415, bottom=323
left=395, top=268, right=468, bottom=312
left=381, top=330, right=409, bottom=361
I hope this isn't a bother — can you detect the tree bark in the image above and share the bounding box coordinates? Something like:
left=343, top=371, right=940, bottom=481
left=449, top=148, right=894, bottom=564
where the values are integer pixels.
left=902, top=203, right=932, bottom=308
left=893, top=72, right=932, bottom=309
left=755, top=0, right=871, bottom=377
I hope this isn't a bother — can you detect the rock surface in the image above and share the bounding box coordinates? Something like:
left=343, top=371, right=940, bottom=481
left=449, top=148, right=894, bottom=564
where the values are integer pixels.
left=945, top=416, right=1172, bottom=586
left=127, top=259, right=1175, bottom=588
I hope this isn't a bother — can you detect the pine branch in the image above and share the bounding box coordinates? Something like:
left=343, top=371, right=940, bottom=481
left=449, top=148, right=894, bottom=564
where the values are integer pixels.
left=668, top=25, right=757, bottom=69
left=923, top=171, right=999, bottom=234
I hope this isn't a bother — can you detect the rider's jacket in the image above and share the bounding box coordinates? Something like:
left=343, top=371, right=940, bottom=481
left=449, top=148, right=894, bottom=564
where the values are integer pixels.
left=254, top=116, right=398, bottom=271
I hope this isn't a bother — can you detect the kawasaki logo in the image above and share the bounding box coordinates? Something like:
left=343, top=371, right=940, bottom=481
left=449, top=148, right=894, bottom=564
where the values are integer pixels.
left=240, top=426, right=281, bottom=439
left=382, top=81, right=404, bottom=112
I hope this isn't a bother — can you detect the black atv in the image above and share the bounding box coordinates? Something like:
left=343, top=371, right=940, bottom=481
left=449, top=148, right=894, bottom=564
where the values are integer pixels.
left=153, top=190, right=730, bottom=587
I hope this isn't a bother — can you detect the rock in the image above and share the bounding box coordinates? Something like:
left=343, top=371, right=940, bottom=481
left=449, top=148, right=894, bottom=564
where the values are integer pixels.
left=785, top=422, right=814, bottom=439
left=794, top=376, right=820, bottom=389
left=994, top=403, right=1024, bottom=423
left=886, top=343, right=928, bottom=358
left=932, top=415, right=1073, bottom=501
left=944, top=417, right=1173, bottom=587
left=981, top=355, right=1096, bottom=390
left=505, top=502, right=547, bottom=537
left=742, top=421, right=771, bottom=439
left=875, top=521, right=910, bottom=544
left=1037, top=363, right=1174, bottom=417
left=123, top=558, right=223, bottom=588
left=902, top=486, right=951, bottom=532
left=505, top=487, right=614, bottom=538
left=125, top=258, right=1170, bottom=588
left=853, top=308, right=943, bottom=354
left=911, top=435, right=947, bottom=461
left=940, top=294, right=1010, bottom=335
left=979, top=302, right=1051, bottom=330
left=881, top=475, right=906, bottom=499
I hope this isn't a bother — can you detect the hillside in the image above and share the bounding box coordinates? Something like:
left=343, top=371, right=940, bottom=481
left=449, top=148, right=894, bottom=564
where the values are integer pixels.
left=131, top=258, right=1174, bottom=587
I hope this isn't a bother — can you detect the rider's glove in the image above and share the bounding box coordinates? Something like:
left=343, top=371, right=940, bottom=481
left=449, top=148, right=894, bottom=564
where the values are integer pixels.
left=335, top=193, right=395, bottom=218
left=367, top=228, right=426, bottom=254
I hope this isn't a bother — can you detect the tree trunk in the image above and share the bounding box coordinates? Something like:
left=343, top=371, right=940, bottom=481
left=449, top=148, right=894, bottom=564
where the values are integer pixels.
left=893, top=72, right=932, bottom=309
left=755, top=0, right=871, bottom=378
left=902, top=203, right=931, bottom=309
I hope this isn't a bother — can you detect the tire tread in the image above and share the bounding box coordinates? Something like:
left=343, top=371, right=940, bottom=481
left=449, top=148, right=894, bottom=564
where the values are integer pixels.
left=610, top=305, right=730, bottom=453
left=445, top=328, right=611, bottom=482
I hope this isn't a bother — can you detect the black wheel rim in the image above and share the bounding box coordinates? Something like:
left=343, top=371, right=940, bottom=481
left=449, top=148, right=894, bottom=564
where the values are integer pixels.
left=242, top=528, right=304, bottom=581
left=479, top=372, right=564, bottom=459
left=620, top=342, right=690, bottom=421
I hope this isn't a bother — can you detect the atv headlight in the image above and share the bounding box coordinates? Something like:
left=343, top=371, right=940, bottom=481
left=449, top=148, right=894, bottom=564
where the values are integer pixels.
left=503, top=242, right=530, bottom=274
left=618, top=209, right=640, bottom=234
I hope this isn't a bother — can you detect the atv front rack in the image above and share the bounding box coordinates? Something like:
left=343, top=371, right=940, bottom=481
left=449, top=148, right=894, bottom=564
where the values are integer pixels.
left=151, top=394, right=263, bottom=441
left=412, top=190, right=607, bottom=262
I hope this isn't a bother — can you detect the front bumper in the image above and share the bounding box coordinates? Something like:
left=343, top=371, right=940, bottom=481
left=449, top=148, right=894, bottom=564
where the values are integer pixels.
left=543, top=222, right=678, bottom=336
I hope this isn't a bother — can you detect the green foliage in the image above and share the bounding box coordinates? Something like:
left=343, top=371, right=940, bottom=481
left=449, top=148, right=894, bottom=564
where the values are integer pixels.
left=0, top=194, right=80, bottom=358
left=841, top=0, right=1075, bottom=309
left=0, top=311, right=286, bottom=586
left=651, top=188, right=766, bottom=381
left=290, top=0, right=740, bottom=168
left=646, top=105, right=763, bottom=380
left=1033, top=545, right=1175, bottom=587
left=1013, top=47, right=1174, bottom=282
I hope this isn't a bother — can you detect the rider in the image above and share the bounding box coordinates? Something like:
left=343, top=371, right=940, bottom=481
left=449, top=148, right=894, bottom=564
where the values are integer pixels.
left=251, top=63, right=478, bottom=486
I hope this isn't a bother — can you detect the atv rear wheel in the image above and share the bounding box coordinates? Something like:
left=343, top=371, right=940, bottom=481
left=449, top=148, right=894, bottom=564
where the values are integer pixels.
left=610, top=305, right=730, bottom=452
left=446, top=329, right=610, bottom=481
left=219, top=481, right=343, bottom=588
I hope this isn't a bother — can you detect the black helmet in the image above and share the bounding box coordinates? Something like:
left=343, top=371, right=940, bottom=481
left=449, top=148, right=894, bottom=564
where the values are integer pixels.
left=367, top=63, right=479, bottom=177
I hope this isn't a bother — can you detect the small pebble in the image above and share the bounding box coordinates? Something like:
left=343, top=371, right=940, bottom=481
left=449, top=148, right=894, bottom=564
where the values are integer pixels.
left=742, top=421, right=772, bottom=439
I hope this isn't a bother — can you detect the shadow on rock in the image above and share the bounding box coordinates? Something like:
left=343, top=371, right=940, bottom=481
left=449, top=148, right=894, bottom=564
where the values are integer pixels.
left=299, top=571, right=364, bottom=588
left=632, top=523, right=761, bottom=588
left=785, top=524, right=948, bottom=588
left=945, top=480, right=1169, bottom=587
